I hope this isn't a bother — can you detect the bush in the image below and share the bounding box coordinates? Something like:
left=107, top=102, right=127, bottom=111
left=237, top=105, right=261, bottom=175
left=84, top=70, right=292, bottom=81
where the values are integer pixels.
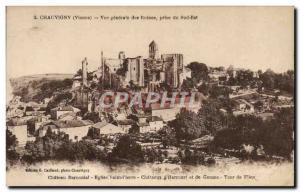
left=212, top=108, right=294, bottom=159
left=178, top=148, right=205, bottom=165
left=6, top=130, right=20, bottom=162
left=111, top=135, right=144, bottom=163
left=22, top=129, right=107, bottom=164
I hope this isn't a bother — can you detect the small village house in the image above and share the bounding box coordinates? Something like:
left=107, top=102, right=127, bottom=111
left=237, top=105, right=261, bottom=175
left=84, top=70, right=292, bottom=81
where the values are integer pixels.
left=38, top=119, right=93, bottom=141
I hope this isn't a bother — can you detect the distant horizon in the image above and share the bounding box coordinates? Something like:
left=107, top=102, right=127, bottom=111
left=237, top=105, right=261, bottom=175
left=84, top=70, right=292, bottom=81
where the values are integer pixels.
left=8, top=63, right=294, bottom=79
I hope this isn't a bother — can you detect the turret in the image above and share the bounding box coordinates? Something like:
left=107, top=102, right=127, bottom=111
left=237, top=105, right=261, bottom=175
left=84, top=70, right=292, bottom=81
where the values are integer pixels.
left=149, top=40, right=159, bottom=59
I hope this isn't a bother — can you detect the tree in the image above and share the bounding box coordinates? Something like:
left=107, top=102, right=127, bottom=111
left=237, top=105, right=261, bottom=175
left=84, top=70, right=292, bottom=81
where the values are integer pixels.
left=260, top=69, right=276, bottom=90
left=22, top=139, right=46, bottom=163
left=276, top=71, right=294, bottom=94
left=232, top=115, right=264, bottom=145
left=158, top=126, right=178, bottom=148
left=83, top=112, right=101, bottom=123
left=13, top=86, right=29, bottom=101
left=259, top=69, right=294, bottom=95
left=22, top=129, right=106, bottom=164
left=40, top=79, right=73, bottom=92
left=186, top=62, right=209, bottom=82
left=179, top=148, right=205, bottom=165
left=46, top=92, right=73, bottom=113
left=7, top=129, right=18, bottom=150
left=144, top=148, right=160, bottom=162
left=261, top=108, right=294, bottom=158
left=198, top=82, right=209, bottom=96
left=212, top=108, right=294, bottom=159
left=212, top=115, right=263, bottom=152
left=86, top=127, right=101, bottom=139
left=235, top=70, right=254, bottom=88
left=227, top=76, right=236, bottom=86
left=170, top=108, right=205, bottom=141
left=181, top=78, right=197, bottom=91
left=6, top=130, right=19, bottom=161
left=75, top=69, right=82, bottom=76
left=213, top=128, right=243, bottom=149
left=208, top=85, right=232, bottom=99
left=34, top=78, right=73, bottom=102
left=253, top=100, right=264, bottom=112
left=111, top=135, right=144, bottom=162
left=197, top=99, right=228, bottom=134
left=67, top=141, right=101, bottom=161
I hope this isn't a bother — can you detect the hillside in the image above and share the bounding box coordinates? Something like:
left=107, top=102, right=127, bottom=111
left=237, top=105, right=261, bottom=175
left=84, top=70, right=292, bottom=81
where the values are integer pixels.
left=9, top=73, right=74, bottom=102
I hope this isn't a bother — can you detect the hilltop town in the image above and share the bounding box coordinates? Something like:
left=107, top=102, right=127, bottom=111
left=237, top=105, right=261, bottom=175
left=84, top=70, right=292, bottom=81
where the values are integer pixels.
left=7, top=41, right=294, bottom=165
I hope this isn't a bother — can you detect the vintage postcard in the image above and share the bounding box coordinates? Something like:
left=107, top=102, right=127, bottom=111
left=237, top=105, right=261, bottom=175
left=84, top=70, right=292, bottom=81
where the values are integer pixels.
left=6, top=6, right=295, bottom=187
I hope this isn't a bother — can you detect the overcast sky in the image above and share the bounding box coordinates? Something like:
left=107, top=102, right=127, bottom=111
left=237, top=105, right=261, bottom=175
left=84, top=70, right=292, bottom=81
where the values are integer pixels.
left=7, top=6, right=294, bottom=78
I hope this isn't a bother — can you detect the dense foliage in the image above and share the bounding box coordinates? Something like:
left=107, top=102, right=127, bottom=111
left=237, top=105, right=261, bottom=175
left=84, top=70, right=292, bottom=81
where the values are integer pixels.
left=33, top=78, right=73, bottom=102
left=110, top=135, right=144, bottom=163
left=22, top=129, right=106, bottom=163
left=6, top=130, right=19, bottom=162
left=86, top=127, right=101, bottom=139
left=170, top=99, right=230, bottom=140
left=186, top=62, right=209, bottom=82
left=83, top=112, right=101, bottom=123
left=169, top=108, right=205, bottom=141
left=46, top=92, right=73, bottom=112
left=227, top=68, right=294, bottom=95
left=212, top=108, right=294, bottom=158
left=260, top=69, right=294, bottom=94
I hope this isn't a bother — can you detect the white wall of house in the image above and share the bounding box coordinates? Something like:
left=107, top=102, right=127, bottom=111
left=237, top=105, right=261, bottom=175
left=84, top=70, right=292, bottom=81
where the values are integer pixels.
left=39, top=129, right=47, bottom=138
left=115, top=113, right=126, bottom=121
left=59, top=114, right=76, bottom=121
left=35, top=122, right=44, bottom=131
left=140, top=125, right=151, bottom=133
left=72, top=80, right=81, bottom=89
left=149, top=120, right=164, bottom=132
left=59, top=125, right=91, bottom=141
left=56, top=111, right=72, bottom=120
left=118, top=124, right=131, bottom=133
left=7, top=125, right=28, bottom=146
left=152, top=107, right=180, bottom=122
left=99, top=124, right=125, bottom=135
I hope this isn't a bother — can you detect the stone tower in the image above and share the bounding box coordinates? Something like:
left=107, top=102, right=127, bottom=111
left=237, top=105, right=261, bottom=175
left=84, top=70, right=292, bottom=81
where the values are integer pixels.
left=118, top=51, right=125, bottom=60
left=149, top=40, right=159, bottom=59
left=82, top=57, right=88, bottom=87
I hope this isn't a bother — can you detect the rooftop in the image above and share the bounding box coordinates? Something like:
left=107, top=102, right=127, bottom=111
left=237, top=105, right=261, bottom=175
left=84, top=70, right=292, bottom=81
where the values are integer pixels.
left=51, top=105, right=79, bottom=112
left=92, top=121, right=109, bottom=129
left=44, top=119, right=93, bottom=129
left=147, top=116, right=163, bottom=122
left=92, top=121, right=119, bottom=130
left=117, top=119, right=135, bottom=125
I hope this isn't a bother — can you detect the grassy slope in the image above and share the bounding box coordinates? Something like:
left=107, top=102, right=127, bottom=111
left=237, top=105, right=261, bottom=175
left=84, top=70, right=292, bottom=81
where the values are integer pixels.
left=9, top=73, right=74, bottom=102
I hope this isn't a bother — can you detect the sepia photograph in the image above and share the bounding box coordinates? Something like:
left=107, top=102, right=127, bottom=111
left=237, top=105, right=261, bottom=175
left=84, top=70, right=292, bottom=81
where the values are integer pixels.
left=6, top=6, right=295, bottom=187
